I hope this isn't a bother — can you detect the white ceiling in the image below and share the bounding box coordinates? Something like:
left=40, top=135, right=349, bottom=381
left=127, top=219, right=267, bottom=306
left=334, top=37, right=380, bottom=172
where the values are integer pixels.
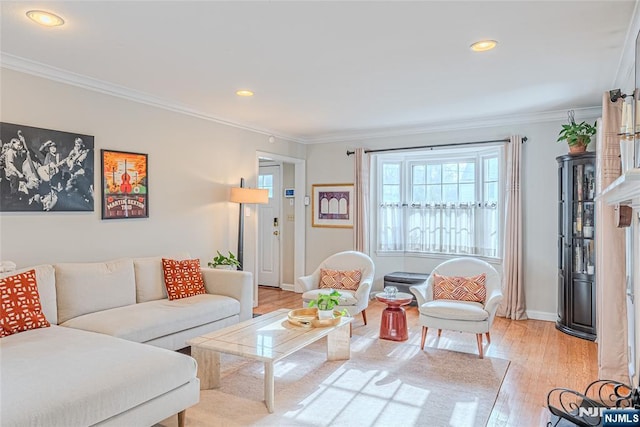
left=1, top=1, right=638, bottom=143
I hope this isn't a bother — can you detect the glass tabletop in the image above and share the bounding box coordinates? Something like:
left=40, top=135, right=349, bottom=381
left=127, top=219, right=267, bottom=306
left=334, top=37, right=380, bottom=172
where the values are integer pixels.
left=375, top=291, right=413, bottom=301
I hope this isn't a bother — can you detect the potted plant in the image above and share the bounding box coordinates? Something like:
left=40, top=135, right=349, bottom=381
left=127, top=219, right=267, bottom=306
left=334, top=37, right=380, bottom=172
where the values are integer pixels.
left=308, top=290, right=345, bottom=319
left=557, top=110, right=597, bottom=154
left=207, top=250, right=241, bottom=270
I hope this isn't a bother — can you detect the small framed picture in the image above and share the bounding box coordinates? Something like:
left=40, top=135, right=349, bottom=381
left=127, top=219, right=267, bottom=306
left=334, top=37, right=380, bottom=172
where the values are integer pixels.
left=101, top=149, right=148, bottom=219
left=311, top=183, right=354, bottom=228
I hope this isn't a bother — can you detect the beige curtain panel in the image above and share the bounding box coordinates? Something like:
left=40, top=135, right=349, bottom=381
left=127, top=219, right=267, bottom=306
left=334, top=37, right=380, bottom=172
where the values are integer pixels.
left=498, top=135, right=527, bottom=320
left=354, top=148, right=370, bottom=253
left=595, top=94, right=629, bottom=384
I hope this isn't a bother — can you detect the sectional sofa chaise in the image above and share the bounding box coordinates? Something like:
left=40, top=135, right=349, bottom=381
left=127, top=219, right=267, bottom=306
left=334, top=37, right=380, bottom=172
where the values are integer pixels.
left=0, top=254, right=253, bottom=427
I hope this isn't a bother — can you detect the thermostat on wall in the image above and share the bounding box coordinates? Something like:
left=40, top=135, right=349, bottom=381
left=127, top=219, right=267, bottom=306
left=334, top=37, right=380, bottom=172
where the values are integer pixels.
left=284, top=188, right=295, bottom=198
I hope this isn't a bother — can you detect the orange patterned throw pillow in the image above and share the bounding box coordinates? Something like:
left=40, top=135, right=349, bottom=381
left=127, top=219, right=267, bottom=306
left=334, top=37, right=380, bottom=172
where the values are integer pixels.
left=162, top=258, right=207, bottom=301
left=319, top=268, right=362, bottom=291
left=0, top=269, right=50, bottom=337
left=433, top=273, right=487, bottom=303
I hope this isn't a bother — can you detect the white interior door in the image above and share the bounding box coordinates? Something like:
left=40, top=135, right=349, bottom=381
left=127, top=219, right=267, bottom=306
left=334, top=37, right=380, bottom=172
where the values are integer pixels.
left=258, top=165, right=281, bottom=287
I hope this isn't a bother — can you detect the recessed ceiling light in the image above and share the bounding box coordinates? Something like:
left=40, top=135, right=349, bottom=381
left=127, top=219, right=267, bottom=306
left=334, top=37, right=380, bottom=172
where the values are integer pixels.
left=470, top=40, right=498, bottom=52
left=26, top=10, right=65, bottom=27
left=236, top=90, right=254, bottom=97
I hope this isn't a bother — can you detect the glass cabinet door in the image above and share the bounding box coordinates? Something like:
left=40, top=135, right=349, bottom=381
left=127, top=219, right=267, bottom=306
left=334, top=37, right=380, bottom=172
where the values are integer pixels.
left=572, top=163, right=595, bottom=202
left=571, top=163, right=595, bottom=276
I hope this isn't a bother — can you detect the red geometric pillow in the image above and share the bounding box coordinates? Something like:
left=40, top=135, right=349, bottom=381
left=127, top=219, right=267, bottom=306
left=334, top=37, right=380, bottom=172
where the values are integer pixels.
left=0, top=269, right=50, bottom=337
left=319, top=268, right=362, bottom=291
left=162, top=258, right=207, bottom=301
left=433, top=273, right=487, bottom=303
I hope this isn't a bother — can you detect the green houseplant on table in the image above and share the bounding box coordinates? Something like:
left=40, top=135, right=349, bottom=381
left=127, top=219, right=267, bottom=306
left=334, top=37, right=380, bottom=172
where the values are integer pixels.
left=308, top=290, right=348, bottom=319
left=557, top=110, right=597, bottom=154
left=208, top=250, right=241, bottom=270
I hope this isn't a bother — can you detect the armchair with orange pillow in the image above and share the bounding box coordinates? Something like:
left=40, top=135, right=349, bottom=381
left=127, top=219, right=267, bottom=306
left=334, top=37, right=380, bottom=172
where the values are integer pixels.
left=410, top=257, right=503, bottom=358
left=296, top=251, right=375, bottom=325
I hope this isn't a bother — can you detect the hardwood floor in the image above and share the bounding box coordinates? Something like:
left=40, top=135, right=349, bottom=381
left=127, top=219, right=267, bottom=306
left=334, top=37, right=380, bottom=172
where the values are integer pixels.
left=255, top=286, right=598, bottom=427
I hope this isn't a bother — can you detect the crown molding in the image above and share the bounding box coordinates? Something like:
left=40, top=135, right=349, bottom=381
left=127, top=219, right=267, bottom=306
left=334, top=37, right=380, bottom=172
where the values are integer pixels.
left=2, top=52, right=602, bottom=146
left=0, top=52, right=303, bottom=143
left=302, top=106, right=602, bottom=144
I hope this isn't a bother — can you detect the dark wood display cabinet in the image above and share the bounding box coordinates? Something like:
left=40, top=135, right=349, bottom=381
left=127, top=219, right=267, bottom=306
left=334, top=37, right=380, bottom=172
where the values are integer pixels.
left=556, top=152, right=596, bottom=341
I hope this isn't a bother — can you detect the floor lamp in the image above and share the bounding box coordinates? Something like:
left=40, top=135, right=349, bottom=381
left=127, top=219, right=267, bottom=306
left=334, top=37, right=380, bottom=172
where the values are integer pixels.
left=229, top=178, right=269, bottom=271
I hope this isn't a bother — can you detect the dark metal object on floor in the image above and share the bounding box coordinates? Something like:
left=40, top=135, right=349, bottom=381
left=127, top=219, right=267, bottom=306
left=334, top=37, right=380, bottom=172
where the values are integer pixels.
left=383, top=271, right=430, bottom=306
left=546, top=380, right=637, bottom=427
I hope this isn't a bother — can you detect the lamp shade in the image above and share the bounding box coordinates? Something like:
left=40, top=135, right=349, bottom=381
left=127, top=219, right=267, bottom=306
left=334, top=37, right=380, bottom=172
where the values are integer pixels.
left=230, top=187, right=269, bottom=204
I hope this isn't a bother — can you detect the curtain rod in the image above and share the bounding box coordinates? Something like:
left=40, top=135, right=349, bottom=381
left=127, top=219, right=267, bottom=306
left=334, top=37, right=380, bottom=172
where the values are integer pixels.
left=345, top=136, right=527, bottom=156
left=610, top=89, right=634, bottom=102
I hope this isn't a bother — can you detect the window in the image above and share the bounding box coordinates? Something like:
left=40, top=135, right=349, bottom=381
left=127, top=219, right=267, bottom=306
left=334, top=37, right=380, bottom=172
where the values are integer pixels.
left=376, top=145, right=504, bottom=258
left=258, top=174, right=273, bottom=198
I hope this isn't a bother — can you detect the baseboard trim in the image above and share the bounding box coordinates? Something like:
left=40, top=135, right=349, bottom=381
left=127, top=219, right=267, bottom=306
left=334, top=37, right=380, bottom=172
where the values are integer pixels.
left=525, top=310, right=557, bottom=322
left=280, top=283, right=295, bottom=292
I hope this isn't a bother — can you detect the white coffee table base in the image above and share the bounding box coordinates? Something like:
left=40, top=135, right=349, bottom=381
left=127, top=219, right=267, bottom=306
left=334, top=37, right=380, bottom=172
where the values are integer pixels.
left=188, top=309, right=352, bottom=413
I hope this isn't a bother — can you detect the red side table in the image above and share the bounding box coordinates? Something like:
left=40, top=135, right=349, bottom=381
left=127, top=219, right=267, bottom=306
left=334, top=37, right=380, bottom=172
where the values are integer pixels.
left=375, top=292, right=413, bottom=341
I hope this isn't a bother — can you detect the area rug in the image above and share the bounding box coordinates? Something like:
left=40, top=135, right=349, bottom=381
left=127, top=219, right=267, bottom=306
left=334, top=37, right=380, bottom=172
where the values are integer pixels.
left=158, top=335, right=509, bottom=427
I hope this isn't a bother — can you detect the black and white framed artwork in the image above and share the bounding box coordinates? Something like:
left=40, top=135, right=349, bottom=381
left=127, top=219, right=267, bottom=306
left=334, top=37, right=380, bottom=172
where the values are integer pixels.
left=0, top=122, right=94, bottom=212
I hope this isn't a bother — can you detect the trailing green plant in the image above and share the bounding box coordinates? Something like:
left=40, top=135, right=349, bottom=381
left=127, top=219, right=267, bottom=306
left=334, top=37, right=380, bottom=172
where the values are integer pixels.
left=207, top=250, right=241, bottom=269
left=557, top=110, right=597, bottom=147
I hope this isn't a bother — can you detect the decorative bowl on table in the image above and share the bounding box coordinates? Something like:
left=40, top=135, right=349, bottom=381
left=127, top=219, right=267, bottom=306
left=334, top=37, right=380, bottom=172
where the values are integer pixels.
left=287, top=307, right=344, bottom=328
left=384, top=286, right=398, bottom=298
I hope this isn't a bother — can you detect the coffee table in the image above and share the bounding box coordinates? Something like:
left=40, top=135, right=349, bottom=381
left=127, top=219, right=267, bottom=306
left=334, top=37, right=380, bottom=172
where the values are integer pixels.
left=187, top=308, right=352, bottom=413
left=375, top=291, right=414, bottom=341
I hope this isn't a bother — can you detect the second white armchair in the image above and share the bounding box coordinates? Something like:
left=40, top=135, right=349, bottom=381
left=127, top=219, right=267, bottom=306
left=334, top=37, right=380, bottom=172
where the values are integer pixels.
left=410, top=257, right=503, bottom=358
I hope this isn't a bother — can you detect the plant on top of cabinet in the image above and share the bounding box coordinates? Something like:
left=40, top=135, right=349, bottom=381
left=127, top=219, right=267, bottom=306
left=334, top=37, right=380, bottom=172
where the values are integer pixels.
left=557, top=110, right=597, bottom=154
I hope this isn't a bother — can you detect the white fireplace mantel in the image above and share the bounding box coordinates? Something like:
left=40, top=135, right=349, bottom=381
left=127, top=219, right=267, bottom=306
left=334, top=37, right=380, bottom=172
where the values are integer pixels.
left=601, top=168, right=640, bottom=207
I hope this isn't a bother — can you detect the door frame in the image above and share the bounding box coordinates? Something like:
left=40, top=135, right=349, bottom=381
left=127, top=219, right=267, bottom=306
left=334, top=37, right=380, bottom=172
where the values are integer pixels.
left=254, top=151, right=305, bottom=296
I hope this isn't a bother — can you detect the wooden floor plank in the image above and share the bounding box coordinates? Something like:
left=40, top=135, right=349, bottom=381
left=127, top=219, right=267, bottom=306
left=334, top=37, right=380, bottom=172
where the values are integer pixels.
left=255, top=286, right=598, bottom=427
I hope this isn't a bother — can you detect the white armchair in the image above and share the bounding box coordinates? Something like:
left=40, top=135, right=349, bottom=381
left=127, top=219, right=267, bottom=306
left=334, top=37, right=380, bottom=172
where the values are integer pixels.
left=410, top=257, right=503, bottom=358
left=296, top=251, right=375, bottom=325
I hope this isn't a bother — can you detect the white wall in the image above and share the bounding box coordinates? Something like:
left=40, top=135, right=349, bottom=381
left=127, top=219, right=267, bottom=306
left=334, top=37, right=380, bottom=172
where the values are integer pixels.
left=304, top=118, right=599, bottom=319
left=2, top=68, right=605, bottom=320
left=0, top=70, right=306, bottom=277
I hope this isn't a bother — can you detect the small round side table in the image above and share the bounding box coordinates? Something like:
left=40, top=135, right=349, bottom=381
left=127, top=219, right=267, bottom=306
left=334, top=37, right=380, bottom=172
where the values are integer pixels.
left=375, top=291, right=413, bottom=341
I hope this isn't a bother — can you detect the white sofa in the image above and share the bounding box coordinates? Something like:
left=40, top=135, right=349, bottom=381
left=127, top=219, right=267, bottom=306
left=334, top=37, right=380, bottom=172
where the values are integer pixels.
left=0, top=254, right=253, bottom=427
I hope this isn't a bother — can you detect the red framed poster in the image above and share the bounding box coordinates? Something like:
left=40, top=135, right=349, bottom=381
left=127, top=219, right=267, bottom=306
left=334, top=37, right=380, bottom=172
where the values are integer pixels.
left=101, top=149, right=148, bottom=219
